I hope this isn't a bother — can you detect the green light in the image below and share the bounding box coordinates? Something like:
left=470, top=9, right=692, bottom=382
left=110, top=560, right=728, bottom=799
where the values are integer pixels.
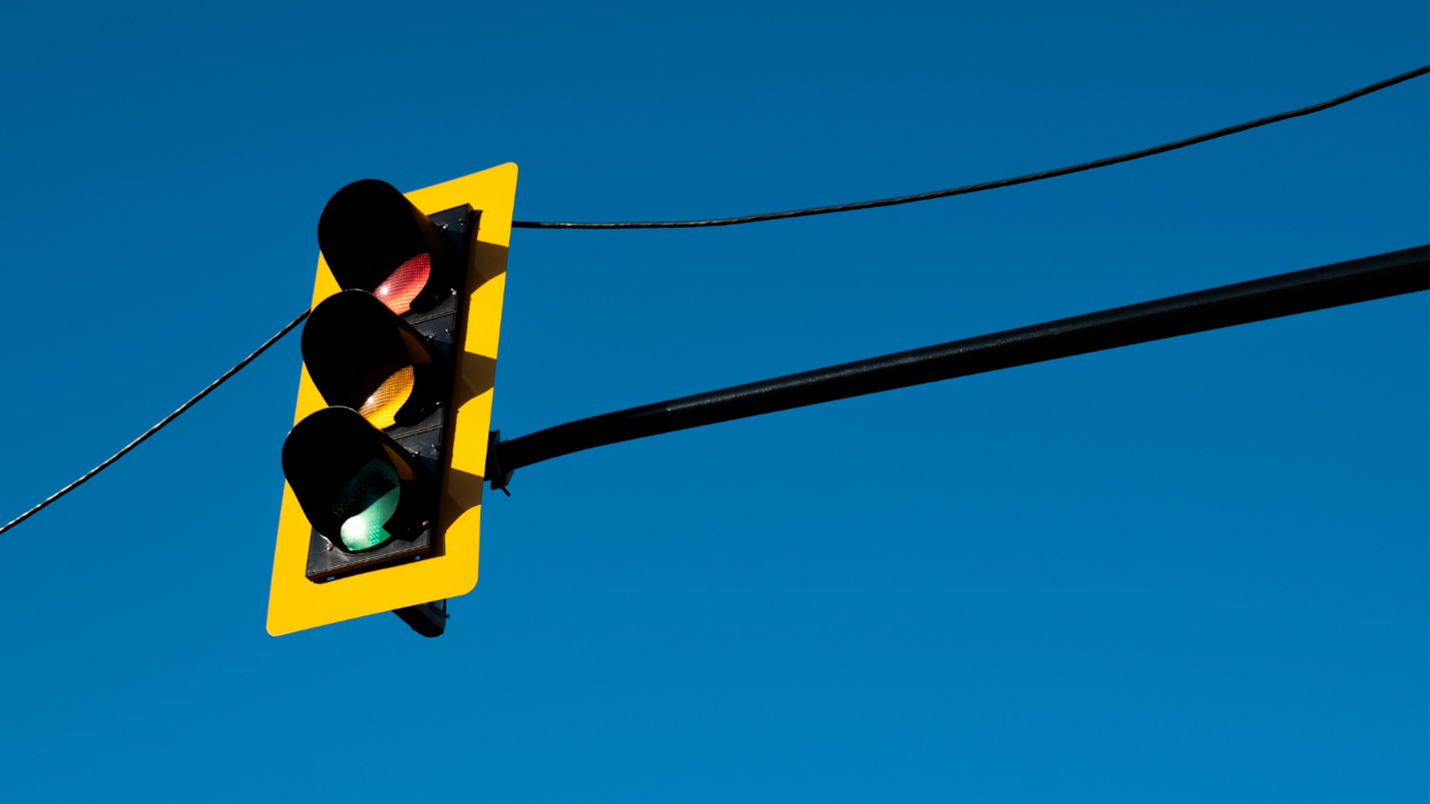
left=331, top=456, right=401, bottom=551
left=340, top=486, right=400, bottom=551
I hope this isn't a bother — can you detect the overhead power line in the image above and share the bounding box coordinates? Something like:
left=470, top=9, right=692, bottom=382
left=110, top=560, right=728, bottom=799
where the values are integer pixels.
left=511, top=64, right=1429, bottom=230
left=0, top=310, right=310, bottom=536
left=2, top=66, right=1426, bottom=535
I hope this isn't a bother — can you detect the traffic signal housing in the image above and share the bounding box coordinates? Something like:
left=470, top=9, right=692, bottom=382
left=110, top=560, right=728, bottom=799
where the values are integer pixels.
left=268, top=164, right=518, bottom=636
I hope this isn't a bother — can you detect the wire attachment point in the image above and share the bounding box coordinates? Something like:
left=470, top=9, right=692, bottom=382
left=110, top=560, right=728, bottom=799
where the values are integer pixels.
left=486, top=429, right=515, bottom=494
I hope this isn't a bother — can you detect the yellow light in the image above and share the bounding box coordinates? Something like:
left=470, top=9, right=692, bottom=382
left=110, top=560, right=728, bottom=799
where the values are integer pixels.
left=357, top=365, right=414, bottom=429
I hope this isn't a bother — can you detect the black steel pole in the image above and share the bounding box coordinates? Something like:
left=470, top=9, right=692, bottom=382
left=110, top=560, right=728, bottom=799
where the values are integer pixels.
left=492, top=246, right=1428, bottom=482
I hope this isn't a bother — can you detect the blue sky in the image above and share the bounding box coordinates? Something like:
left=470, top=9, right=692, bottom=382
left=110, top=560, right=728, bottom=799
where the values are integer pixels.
left=0, top=1, right=1425, bottom=801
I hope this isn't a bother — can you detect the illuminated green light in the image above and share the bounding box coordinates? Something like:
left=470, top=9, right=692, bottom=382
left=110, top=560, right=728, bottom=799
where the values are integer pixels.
left=340, top=486, right=400, bottom=551
left=332, top=456, right=401, bottom=551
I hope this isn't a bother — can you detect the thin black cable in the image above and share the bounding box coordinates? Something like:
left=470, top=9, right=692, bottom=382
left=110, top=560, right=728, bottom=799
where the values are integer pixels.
left=7, top=67, right=1426, bottom=534
left=0, top=309, right=311, bottom=536
left=512, top=65, right=1429, bottom=230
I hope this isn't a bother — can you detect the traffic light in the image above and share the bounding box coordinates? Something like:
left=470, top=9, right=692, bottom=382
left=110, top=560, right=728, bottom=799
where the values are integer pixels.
left=268, top=164, right=518, bottom=637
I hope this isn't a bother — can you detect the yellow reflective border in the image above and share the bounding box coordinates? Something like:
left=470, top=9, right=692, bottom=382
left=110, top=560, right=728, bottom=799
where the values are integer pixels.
left=267, top=163, right=517, bottom=636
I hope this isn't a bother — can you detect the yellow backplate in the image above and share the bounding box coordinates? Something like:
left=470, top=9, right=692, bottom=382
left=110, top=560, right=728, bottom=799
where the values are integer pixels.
left=267, top=163, right=518, bottom=636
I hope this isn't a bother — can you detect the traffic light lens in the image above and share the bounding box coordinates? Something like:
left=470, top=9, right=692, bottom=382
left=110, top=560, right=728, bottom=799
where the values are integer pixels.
left=333, top=455, right=402, bottom=551
left=357, top=365, right=415, bottom=430
left=340, top=486, right=401, bottom=551
left=372, top=253, right=431, bottom=315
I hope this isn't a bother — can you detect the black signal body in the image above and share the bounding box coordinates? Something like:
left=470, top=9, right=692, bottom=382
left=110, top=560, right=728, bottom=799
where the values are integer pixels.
left=318, top=179, right=462, bottom=315
left=302, top=289, right=444, bottom=428
left=285, top=187, right=477, bottom=582
left=282, top=406, right=435, bottom=551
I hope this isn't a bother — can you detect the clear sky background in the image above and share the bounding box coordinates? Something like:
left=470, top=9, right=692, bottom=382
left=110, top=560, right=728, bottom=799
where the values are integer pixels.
left=0, top=1, right=1425, bottom=801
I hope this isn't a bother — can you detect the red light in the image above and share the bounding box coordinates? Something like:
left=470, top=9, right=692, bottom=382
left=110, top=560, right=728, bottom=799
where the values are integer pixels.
left=372, top=254, right=430, bottom=315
